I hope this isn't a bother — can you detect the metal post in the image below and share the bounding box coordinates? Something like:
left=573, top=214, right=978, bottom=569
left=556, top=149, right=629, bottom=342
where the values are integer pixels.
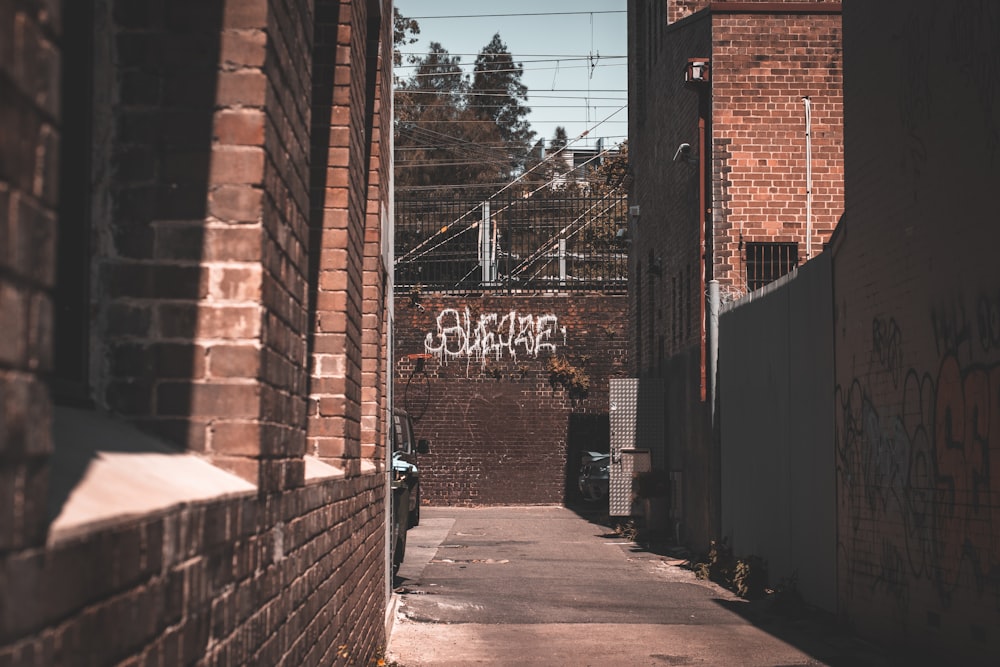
left=707, top=279, right=720, bottom=424
left=559, top=237, right=567, bottom=286
left=480, top=200, right=493, bottom=284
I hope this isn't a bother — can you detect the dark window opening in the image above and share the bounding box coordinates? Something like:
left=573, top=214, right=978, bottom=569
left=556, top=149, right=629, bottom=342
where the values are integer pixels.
left=53, top=0, right=95, bottom=404
left=745, top=242, right=798, bottom=292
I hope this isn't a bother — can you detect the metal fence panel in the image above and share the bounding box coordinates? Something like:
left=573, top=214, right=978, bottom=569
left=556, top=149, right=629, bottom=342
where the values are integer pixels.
left=395, top=191, right=628, bottom=293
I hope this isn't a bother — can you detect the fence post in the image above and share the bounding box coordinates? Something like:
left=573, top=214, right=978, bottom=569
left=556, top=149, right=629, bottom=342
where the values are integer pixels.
left=480, top=200, right=494, bottom=285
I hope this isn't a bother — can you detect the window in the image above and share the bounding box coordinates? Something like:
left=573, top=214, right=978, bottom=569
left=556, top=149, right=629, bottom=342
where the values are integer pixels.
left=745, top=242, right=798, bottom=292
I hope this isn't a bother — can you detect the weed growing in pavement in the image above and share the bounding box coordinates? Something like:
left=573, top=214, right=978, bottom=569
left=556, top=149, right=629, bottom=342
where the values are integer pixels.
left=614, top=519, right=639, bottom=541
left=691, top=538, right=768, bottom=599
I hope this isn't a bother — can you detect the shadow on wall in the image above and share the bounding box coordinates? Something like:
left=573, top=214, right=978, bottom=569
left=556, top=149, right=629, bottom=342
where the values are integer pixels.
left=50, top=0, right=224, bottom=523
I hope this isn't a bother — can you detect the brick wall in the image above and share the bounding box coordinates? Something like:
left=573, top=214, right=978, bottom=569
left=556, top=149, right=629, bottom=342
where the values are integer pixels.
left=834, top=2, right=1000, bottom=662
left=628, top=0, right=843, bottom=549
left=0, top=0, right=394, bottom=663
left=394, top=294, right=628, bottom=505
left=628, top=1, right=715, bottom=547
left=0, top=473, right=386, bottom=665
left=0, top=0, right=59, bottom=553
left=710, top=3, right=843, bottom=296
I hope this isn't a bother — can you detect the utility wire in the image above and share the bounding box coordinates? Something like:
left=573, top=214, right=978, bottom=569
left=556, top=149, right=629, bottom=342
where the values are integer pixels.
left=405, top=11, right=625, bottom=19
left=395, top=107, right=626, bottom=264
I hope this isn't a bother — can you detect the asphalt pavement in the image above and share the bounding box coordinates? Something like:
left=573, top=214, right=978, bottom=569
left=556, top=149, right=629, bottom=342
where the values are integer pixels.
left=385, top=506, right=901, bottom=667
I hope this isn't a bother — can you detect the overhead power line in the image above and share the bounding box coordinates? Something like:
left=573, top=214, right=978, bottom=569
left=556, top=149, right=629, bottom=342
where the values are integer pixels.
left=405, top=11, right=626, bottom=19
left=394, top=55, right=626, bottom=67
left=395, top=105, right=627, bottom=264
left=397, top=63, right=626, bottom=78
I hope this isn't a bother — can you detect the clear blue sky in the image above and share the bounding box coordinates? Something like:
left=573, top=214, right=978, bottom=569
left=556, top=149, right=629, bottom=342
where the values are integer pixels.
left=393, top=1, right=628, bottom=150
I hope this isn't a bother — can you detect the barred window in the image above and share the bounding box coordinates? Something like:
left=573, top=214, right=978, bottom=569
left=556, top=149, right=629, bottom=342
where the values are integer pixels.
left=745, top=242, right=798, bottom=292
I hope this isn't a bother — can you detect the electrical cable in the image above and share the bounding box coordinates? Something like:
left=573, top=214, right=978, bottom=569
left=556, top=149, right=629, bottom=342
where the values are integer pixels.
left=395, top=107, right=626, bottom=264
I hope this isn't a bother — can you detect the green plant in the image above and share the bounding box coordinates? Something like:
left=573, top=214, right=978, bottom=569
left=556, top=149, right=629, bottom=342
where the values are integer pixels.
left=694, top=538, right=735, bottom=585
left=692, top=539, right=769, bottom=600
left=614, top=519, right=639, bottom=542
left=733, top=555, right=768, bottom=598
left=547, top=355, right=590, bottom=398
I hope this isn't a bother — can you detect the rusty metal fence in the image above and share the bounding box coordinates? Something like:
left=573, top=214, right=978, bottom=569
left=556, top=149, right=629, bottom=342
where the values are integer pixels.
left=395, top=191, right=628, bottom=293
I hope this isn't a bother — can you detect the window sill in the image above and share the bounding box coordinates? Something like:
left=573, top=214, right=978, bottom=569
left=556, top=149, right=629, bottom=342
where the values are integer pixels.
left=48, top=407, right=256, bottom=545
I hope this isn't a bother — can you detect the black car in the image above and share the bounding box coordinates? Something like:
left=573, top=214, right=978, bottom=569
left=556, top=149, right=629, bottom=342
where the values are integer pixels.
left=390, top=409, right=429, bottom=575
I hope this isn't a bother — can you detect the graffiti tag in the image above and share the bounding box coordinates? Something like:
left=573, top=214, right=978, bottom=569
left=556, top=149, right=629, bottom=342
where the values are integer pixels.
left=424, top=308, right=567, bottom=365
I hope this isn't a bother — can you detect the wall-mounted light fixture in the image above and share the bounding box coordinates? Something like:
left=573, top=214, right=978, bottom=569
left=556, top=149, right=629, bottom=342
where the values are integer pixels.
left=685, top=58, right=710, bottom=83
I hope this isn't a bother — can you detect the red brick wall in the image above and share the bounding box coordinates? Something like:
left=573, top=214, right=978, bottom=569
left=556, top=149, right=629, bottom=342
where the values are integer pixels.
left=711, top=5, right=843, bottom=296
left=0, top=0, right=394, bottom=663
left=394, top=294, right=628, bottom=505
left=834, top=2, right=1000, bottom=662
left=0, top=474, right=386, bottom=665
left=0, top=0, right=59, bottom=553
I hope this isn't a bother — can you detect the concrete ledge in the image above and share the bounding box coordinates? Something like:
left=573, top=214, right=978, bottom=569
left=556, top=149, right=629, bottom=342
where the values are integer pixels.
left=304, top=454, right=346, bottom=482
left=48, top=407, right=256, bottom=544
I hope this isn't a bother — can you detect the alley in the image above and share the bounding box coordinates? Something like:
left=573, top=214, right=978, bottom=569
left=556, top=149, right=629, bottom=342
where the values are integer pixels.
left=386, top=507, right=896, bottom=667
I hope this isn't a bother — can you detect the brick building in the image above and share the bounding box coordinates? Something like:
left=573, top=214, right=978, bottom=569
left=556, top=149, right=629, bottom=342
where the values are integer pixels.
left=1, top=0, right=395, bottom=663
left=626, top=0, right=844, bottom=548
left=832, top=1, right=1000, bottom=661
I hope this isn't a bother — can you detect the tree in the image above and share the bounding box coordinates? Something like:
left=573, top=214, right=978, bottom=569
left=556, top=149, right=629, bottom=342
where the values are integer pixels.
left=549, top=126, right=569, bottom=153
left=395, top=43, right=509, bottom=196
left=470, top=34, right=535, bottom=172
left=393, top=8, right=420, bottom=68
left=394, top=31, right=536, bottom=195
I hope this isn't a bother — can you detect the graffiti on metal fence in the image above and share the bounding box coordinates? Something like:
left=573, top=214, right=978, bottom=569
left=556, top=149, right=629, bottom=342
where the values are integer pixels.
left=424, top=307, right=567, bottom=365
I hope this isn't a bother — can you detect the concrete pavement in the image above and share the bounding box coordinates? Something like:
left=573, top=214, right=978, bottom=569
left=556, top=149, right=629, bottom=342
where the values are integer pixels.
left=386, top=506, right=899, bottom=667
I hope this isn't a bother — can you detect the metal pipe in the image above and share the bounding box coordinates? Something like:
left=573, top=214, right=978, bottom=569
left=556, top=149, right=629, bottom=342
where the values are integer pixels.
left=699, top=115, right=708, bottom=401
left=803, top=96, right=812, bottom=260
left=708, top=280, right=720, bottom=424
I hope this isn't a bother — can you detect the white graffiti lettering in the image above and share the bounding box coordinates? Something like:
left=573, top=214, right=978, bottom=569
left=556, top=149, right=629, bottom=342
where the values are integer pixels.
left=424, top=308, right=567, bottom=365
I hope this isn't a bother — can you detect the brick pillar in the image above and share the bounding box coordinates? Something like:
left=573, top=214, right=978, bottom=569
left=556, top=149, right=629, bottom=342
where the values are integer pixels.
left=0, top=0, right=59, bottom=550
left=92, top=0, right=312, bottom=493
left=360, top=4, right=392, bottom=468
left=309, top=0, right=369, bottom=474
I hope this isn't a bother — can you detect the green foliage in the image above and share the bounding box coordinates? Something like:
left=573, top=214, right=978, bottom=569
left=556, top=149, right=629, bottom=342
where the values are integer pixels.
left=692, top=538, right=769, bottom=600
left=733, top=555, right=768, bottom=599
left=547, top=355, right=590, bottom=398
left=394, top=19, right=535, bottom=196
left=392, top=8, right=420, bottom=68
left=471, top=34, right=535, bottom=152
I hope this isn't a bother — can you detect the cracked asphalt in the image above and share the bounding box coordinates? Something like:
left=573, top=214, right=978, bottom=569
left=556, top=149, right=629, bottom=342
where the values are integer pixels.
left=385, top=506, right=901, bottom=667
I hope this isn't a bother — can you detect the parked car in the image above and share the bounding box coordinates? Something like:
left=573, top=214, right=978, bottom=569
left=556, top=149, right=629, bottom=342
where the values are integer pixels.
left=578, top=451, right=610, bottom=502
left=390, top=408, right=429, bottom=575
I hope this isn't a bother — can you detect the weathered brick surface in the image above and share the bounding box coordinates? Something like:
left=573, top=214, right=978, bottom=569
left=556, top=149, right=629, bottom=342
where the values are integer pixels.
left=628, top=0, right=843, bottom=549
left=1, top=0, right=393, bottom=663
left=0, top=473, right=386, bottom=666
left=0, top=0, right=59, bottom=552
left=308, top=0, right=392, bottom=476
left=394, top=294, right=629, bottom=505
left=832, top=2, right=1000, bottom=662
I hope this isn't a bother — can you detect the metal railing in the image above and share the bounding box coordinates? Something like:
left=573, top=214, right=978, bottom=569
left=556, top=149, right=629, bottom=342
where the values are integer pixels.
left=744, top=241, right=799, bottom=292
left=395, top=191, right=628, bottom=293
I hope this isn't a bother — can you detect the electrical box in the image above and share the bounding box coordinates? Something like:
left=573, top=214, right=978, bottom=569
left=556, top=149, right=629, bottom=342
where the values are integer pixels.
left=608, top=378, right=666, bottom=516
